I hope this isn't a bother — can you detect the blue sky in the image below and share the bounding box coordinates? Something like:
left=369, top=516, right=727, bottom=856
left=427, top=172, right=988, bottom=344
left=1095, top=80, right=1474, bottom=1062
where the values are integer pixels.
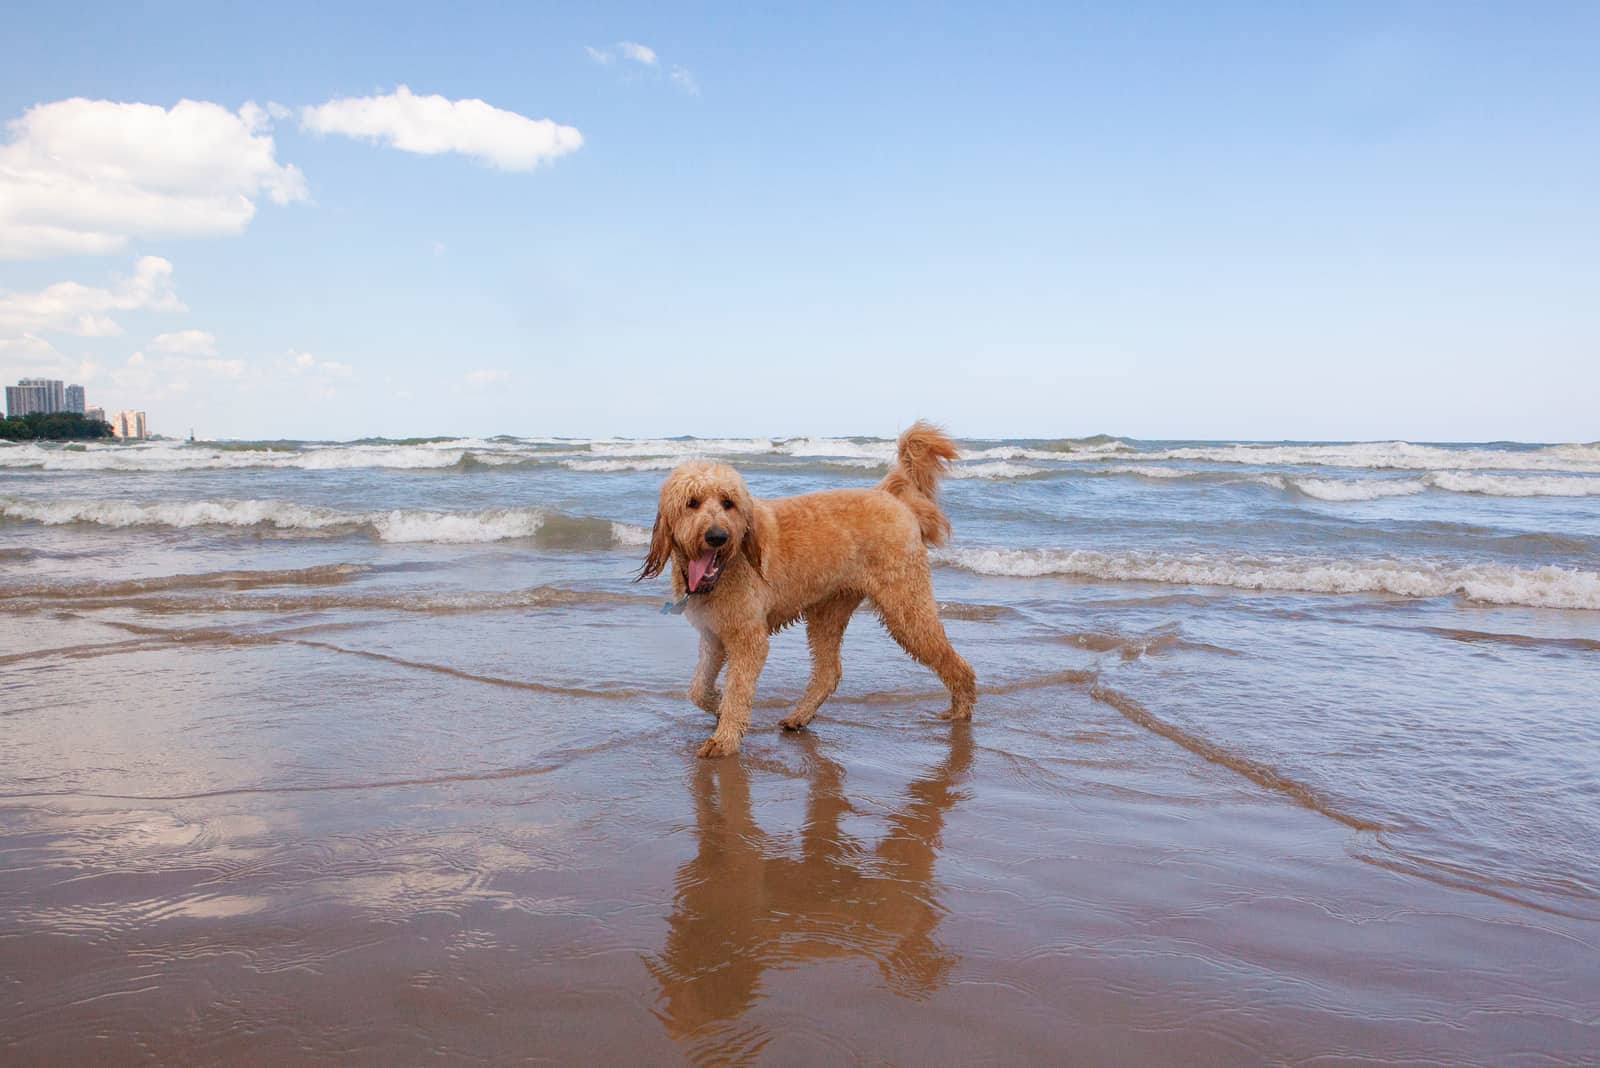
left=1, top=2, right=1596, bottom=441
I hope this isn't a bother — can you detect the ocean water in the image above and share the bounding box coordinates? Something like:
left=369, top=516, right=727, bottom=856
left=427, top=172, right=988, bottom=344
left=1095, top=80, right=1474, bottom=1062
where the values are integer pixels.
left=2, top=433, right=1598, bottom=1063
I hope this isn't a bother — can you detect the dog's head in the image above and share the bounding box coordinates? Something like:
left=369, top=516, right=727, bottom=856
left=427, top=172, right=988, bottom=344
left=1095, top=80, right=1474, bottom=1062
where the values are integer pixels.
left=636, top=460, right=764, bottom=593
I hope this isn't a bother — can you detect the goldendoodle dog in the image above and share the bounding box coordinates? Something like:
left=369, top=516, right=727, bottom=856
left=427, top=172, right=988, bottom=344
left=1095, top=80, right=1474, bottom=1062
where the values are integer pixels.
left=638, top=422, right=977, bottom=758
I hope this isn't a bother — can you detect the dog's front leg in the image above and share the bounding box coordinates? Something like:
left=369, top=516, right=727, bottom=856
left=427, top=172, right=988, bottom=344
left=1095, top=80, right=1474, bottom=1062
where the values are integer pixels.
left=688, top=633, right=726, bottom=717
left=697, top=628, right=768, bottom=758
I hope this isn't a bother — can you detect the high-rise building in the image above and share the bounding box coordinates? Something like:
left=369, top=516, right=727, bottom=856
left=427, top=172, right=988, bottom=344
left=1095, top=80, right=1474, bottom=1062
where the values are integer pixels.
left=65, top=384, right=85, bottom=414
left=85, top=406, right=107, bottom=424
left=110, top=410, right=149, bottom=440
left=6, top=378, right=67, bottom=418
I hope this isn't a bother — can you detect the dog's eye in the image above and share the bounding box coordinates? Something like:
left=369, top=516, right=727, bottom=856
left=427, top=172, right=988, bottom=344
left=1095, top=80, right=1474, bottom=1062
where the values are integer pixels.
left=686, top=498, right=700, bottom=510
left=721, top=497, right=735, bottom=510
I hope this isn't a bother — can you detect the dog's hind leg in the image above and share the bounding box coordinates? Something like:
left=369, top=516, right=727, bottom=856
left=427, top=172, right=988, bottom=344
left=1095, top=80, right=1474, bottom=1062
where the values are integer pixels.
left=688, top=633, right=726, bottom=717
left=870, top=573, right=977, bottom=721
left=779, top=593, right=862, bottom=732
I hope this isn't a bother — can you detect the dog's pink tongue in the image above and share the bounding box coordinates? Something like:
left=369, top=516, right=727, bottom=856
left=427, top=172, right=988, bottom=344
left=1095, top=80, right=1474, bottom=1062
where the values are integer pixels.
left=687, top=550, right=716, bottom=592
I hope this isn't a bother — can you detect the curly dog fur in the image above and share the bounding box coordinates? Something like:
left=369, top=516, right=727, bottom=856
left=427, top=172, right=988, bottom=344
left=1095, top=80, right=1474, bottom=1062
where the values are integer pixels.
left=638, top=422, right=977, bottom=758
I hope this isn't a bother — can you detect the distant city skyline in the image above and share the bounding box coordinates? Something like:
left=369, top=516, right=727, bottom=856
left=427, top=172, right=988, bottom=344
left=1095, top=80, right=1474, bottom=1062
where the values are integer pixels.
left=6, top=377, right=72, bottom=419
left=3, top=375, right=147, bottom=438
left=2, top=4, right=1596, bottom=442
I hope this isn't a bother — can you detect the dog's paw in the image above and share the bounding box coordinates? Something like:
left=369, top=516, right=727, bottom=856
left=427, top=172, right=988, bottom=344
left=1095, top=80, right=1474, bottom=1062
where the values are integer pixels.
left=696, top=734, right=740, bottom=759
left=937, top=705, right=974, bottom=722
left=777, top=712, right=812, bottom=732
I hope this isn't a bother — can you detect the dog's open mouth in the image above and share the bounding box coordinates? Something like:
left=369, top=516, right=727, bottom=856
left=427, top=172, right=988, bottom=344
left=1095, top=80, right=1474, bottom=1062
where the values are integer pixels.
left=687, top=549, right=724, bottom=594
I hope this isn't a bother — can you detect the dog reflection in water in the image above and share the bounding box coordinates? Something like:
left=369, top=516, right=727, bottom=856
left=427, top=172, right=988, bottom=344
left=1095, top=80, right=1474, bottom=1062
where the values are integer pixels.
left=645, top=727, right=974, bottom=1042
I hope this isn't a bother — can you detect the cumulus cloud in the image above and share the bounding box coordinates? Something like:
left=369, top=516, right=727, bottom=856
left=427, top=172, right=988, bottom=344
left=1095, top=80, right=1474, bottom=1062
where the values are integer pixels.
left=0, top=257, right=185, bottom=339
left=464, top=368, right=511, bottom=386
left=150, top=328, right=218, bottom=356
left=0, top=97, right=308, bottom=260
left=300, top=86, right=582, bottom=171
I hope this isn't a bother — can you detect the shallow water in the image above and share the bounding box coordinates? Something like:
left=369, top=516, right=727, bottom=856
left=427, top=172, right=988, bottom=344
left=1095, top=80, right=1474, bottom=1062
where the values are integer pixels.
left=2, top=434, right=1597, bottom=1063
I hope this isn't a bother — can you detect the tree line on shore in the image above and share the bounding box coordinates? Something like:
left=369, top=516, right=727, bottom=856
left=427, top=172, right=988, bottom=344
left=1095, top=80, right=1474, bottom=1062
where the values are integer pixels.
left=0, top=411, right=117, bottom=441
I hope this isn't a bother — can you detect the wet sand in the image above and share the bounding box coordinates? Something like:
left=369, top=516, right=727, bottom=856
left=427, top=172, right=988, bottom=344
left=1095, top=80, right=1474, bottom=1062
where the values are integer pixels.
left=3, top=588, right=1596, bottom=1065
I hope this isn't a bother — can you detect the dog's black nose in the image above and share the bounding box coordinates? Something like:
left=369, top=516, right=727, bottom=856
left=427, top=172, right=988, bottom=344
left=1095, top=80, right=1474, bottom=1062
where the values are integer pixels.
left=705, top=526, right=729, bottom=548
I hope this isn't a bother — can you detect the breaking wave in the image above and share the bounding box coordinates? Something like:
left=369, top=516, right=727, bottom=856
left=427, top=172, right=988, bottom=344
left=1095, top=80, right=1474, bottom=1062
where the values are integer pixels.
left=947, top=461, right=1051, bottom=480
left=1138, top=441, right=1600, bottom=473
left=0, top=496, right=647, bottom=549
left=0, top=440, right=484, bottom=472
left=935, top=546, right=1600, bottom=610
left=0, top=433, right=1136, bottom=475
left=1289, top=472, right=1600, bottom=501
left=1290, top=477, right=1429, bottom=501
left=1095, top=465, right=1600, bottom=499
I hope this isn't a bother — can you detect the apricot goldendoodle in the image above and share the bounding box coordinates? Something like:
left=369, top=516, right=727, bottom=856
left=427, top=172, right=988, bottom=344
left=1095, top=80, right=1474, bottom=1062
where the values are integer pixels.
left=638, top=422, right=977, bottom=758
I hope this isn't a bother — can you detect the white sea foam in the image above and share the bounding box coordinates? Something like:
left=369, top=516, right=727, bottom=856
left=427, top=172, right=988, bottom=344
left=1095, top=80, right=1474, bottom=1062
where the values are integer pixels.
left=1095, top=465, right=1600, bottom=500
left=961, top=445, right=1078, bottom=462
left=1101, top=464, right=1208, bottom=480
left=1426, top=472, right=1600, bottom=497
left=1290, top=477, right=1429, bottom=502
left=561, top=457, right=683, bottom=473
left=0, top=496, right=653, bottom=547
left=291, top=445, right=470, bottom=470
left=370, top=508, right=546, bottom=543
left=0, top=441, right=479, bottom=472
left=934, top=546, right=1600, bottom=610
left=0, top=497, right=354, bottom=530
left=1287, top=472, right=1600, bottom=500
left=586, top=437, right=778, bottom=459
left=610, top=521, right=653, bottom=547
left=948, top=461, right=1050, bottom=479
left=774, top=437, right=898, bottom=461
left=1139, top=441, right=1600, bottom=473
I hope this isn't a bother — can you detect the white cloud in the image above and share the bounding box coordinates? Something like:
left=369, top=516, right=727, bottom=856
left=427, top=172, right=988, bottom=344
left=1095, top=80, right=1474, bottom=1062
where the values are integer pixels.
left=283, top=350, right=355, bottom=380
left=0, top=257, right=185, bottom=339
left=588, top=42, right=697, bottom=94
left=300, top=85, right=582, bottom=171
left=150, top=328, right=218, bottom=356
left=0, top=97, right=308, bottom=260
left=618, top=41, right=658, bottom=65
left=670, top=66, right=701, bottom=96
left=197, top=358, right=246, bottom=378
left=465, top=368, right=511, bottom=386
left=589, top=40, right=659, bottom=67
left=0, top=346, right=102, bottom=392
left=0, top=333, right=56, bottom=356
left=43, top=344, right=245, bottom=419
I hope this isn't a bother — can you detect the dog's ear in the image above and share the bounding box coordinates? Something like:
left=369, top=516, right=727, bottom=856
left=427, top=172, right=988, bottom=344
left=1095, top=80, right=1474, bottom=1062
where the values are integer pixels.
left=637, top=508, right=672, bottom=581
left=740, top=498, right=765, bottom=579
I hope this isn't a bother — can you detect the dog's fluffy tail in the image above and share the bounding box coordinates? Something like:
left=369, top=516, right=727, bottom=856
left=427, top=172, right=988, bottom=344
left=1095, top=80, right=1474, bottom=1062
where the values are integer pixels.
left=879, top=421, right=959, bottom=546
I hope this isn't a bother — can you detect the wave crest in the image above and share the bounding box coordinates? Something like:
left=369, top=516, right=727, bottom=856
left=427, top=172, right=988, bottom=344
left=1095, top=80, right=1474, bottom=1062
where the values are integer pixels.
left=0, top=496, right=645, bottom=549
left=934, top=546, right=1600, bottom=610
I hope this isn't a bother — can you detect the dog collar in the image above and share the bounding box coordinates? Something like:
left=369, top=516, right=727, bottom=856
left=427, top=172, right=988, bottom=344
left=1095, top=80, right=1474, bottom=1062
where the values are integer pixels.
left=661, top=594, right=690, bottom=615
